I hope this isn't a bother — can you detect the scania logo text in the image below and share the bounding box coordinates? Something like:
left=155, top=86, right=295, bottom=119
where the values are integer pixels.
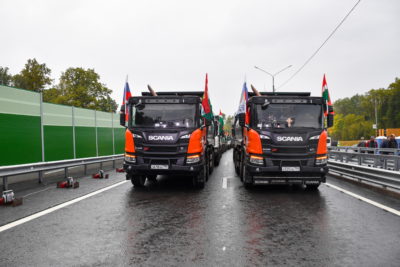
left=148, top=135, right=174, bottom=141
left=276, top=136, right=303, bottom=142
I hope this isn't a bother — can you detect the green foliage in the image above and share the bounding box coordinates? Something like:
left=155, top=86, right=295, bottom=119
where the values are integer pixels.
left=331, top=77, right=400, bottom=140
left=44, top=67, right=117, bottom=112
left=12, top=58, right=52, bottom=92
left=223, top=115, right=234, bottom=134
left=0, top=66, right=13, bottom=86
left=329, top=113, right=374, bottom=140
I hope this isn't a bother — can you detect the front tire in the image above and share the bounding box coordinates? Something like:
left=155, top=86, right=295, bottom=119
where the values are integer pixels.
left=242, top=165, right=253, bottom=189
left=209, top=149, right=214, bottom=175
left=131, top=175, right=146, bottom=187
left=306, top=183, right=320, bottom=190
left=193, top=164, right=206, bottom=189
left=147, top=175, right=157, bottom=182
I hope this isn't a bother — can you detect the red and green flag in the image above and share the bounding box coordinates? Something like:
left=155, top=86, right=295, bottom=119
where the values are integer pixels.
left=201, top=73, right=214, bottom=121
left=322, top=74, right=333, bottom=116
left=218, top=110, right=224, bottom=134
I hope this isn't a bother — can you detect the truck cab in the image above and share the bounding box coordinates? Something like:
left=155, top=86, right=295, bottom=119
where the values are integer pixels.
left=121, top=91, right=213, bottom=189
left=233, top=92, right=334, bottom=189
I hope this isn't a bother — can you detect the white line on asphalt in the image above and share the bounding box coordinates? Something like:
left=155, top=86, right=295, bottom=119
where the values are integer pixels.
left=222, top=177, right=228, bottom=189
left=325, top=183, right=400, bottom=217
left=23, top=187, right=53, bottom=198
left=0, top=180, right=128, bottom=233
left=222, top=246, right=226, bottom=251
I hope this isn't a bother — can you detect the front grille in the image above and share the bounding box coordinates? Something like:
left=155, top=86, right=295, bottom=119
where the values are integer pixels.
left=272, top=147, right=307, bottom=154
left=271, top=159, right=311, bottom=167
left=150, top=159, right=169, bottom=165
left=146, top=146, right=177, bottom=153
left=143, top=158, right=178, bottom=164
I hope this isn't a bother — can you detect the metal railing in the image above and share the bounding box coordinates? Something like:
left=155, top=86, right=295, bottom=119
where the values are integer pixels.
left=0, top=154, right=123, bottom=190
left=328, top=147, right=400, bottom=190
left=328, top=147, right=400, bottom=171
left=329, top=146, right=400, bottom=155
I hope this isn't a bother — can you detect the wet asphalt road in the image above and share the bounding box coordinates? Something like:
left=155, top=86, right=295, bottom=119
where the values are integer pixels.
left=1, top=150, right=400, bottom=266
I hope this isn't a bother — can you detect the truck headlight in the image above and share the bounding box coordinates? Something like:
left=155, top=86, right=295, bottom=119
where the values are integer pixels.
left=125, top=154, right=136, bottom=163
left=133, top=133, right=142, bottom=139
left=186, top=154, right=200, bottom=164
left=180, top=134, right=191, bottom=139
left=315, top=155, right=327, bottom=165
left=309, top=135, right=320, bottom=140
left=260, top=135, right=270, bottom=140
left=250, top=155, right=264, bottom=165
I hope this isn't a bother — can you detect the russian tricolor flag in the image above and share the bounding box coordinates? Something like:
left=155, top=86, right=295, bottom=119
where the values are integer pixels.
left=122, top=81, right=132, bottom=121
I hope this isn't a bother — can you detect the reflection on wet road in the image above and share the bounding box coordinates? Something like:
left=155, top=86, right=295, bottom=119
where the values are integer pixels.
left=1, top=150, right=400, bottom=266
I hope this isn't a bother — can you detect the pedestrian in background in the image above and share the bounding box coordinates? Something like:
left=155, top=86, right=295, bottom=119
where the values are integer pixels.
left=387, top=134, right=397, bottom=148
left=366, top=136, right=377, bottom=154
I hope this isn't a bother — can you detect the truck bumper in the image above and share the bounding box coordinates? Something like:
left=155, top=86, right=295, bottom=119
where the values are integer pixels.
left=124, top=161, right=204, bottom=176
left=246, top=164, right=328, bottom=185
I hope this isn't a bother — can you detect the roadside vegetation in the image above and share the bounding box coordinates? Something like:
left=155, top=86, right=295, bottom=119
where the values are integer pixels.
left=329, top=77, right=400, bottom=140
left=0, top=58, right=117, bottom=112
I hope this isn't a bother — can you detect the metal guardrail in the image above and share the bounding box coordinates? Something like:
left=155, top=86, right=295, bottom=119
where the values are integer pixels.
left=328, top=147, right=400, bottom=190
left=329, top=146, right=400, bottom=155
left=328, top=161, right=400, bottom=190
left=0, top=154, right=123, bottom=190
left=328, top=148, right=400, bottom=171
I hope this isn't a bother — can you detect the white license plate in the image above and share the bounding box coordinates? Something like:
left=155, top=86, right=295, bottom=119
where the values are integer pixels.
left=151, top=165, right=169, bottom=170
left=282, top=166, right=300, bottom=172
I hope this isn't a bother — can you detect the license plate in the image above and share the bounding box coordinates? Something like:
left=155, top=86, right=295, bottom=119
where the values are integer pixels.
left=282, top=166, right=300, bottom=172
left=151, top=165, right=169, bottom=170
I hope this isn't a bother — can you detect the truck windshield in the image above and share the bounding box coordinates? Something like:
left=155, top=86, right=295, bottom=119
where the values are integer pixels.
left=255, top=104, right=323, bottom=129
left=132, top=103, right=196, bottom=128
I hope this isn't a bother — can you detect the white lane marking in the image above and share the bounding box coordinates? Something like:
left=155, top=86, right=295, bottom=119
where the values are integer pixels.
left=325, top=183, right=400, bottom=217
left=0, top=180, right=128, bottom=233
left=222, top=246, right=226, bottom=251
left=222, top=177, right=228, bottom=189
left=23, top=187, right=53, bottom=198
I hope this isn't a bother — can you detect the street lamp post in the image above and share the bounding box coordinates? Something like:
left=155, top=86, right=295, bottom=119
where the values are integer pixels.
left=254, top=65, right=292, bottom=93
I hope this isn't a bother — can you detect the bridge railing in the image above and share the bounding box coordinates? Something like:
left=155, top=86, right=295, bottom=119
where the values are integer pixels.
left=328, top=147, right=400, bottom=190
left=329, top=146, right=400, bottom=155
left=328, top=147, right=400, bottom=171
left=0, top=154, right=123, bottom=191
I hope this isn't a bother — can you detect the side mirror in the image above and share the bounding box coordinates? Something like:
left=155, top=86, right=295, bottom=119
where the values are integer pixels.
left=120, top=112, right=126, bottom=126
left=238, top=113, right=245, bottom=127
left=327, top=114, right=334, bottom=128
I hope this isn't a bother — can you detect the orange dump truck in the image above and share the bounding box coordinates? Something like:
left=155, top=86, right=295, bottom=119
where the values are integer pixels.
left=233, top=92, right=334, bottom=189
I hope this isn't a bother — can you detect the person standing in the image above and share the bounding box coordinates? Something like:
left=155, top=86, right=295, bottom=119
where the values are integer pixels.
left=387, top=134, right=397, bottom=148
left=366, top=136, right=377, bottom=154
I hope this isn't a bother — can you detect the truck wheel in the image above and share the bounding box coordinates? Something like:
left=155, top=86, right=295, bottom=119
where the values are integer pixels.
left=239, top=151, right=245, bottom=182
left=306, top=183, right=320, bottom=190
left=147, top=175, right=157, bottom=182
left=209, top=150, right=214, bottom=175
left=193, top=164, right=206, bottom=189
left=242, top=165, right=253, bottom=189
left=214, top=151, right=220, bottom=166
left=131, top=175, right=146, bottom=187
left=234, top=150, right=240, bottom=175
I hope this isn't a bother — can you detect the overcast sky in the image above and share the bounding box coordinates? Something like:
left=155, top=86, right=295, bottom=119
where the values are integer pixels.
left=1, top=0, right=399, bottom=115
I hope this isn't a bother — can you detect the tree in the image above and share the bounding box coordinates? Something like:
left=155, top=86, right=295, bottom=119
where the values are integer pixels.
left=223, top=115, right=234, bottom=135
left=12, top=58, right=52, bottom=92
left=45, top=67, right=117, bottom=112
left=0, top=66, right=13, bottom=86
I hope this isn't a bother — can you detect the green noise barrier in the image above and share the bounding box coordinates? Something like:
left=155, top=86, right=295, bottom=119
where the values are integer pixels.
left=0, top=85, right=125, bottom=166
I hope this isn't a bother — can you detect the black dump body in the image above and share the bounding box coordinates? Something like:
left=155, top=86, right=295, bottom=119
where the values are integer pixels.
left=123, top=91, right=205, bottom=176
left=245, top=92, right=328, bottom=185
